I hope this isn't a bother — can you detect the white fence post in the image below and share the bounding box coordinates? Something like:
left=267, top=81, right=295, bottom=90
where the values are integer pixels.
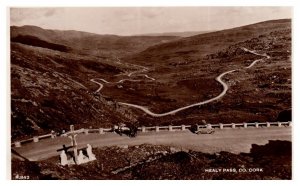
left=266, top=122, right=270, bottom=127
left=181, top=125, right=186, bottom=131
left=15, top=142, right=21, bottom=148
left=33, top=136, right=39, bottom=143
left=84, top=129, right=89, bottom=135
left=232, top=123, right=235, bottom=129
left=278, top=122, right=282, bottom=127
left=142, top=126, right=146, bottom=132
left=243, top=122, right=247, bottom=128
left=255, top=122, right=259, bottom=128
left=169, top=125, right=173, bottom=131
left=219, top=123, right=223, bottom=129
left=51, top=131, right=56, bottom=138
left=155, top=126, right=159, bottom=132
left=99, top=128, right=104, bottom=134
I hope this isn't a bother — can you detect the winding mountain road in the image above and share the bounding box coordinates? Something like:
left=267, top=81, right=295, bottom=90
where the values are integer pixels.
left=119, top=69, right=237, bottom=117
left=136, top=74, right=156, bottom=81
left=90, top=78, right=141, bottom=92
left=91, top=48, right=270, bottom=117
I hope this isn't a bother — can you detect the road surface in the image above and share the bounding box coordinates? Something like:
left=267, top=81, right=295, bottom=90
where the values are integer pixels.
left=90, top=78, right=141, bottom=92
left=13, top=127, right=291, bottom=161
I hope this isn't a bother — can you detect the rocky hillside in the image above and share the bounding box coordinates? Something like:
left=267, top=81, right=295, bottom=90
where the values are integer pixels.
left=11, top=42, right=135, bottom=140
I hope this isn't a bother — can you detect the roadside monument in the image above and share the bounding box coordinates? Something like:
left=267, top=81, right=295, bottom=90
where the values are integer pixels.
left=58, top=125, right=97, bottom=166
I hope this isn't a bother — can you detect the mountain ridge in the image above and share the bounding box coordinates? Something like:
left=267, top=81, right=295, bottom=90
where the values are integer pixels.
left=11, top=25, right=181, bottom=58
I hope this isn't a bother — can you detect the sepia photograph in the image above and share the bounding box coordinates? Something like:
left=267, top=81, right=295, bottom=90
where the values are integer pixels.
left=9, top=6, right=292, bottom=180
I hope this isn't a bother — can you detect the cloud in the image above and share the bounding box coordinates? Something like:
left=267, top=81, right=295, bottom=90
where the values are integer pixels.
left=141, top=8, right=162, bottom=19
left=10, top=8, right=63, bottom=25
left=44, top=9, right=57, bottom=17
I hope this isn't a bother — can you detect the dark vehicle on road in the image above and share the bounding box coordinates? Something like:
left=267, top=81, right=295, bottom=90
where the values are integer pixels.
left=114, top=123, right=138, bottom=137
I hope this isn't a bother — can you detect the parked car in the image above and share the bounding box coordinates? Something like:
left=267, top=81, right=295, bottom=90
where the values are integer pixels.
left=195, top=127, right=215, bottom=134
left=191, top=124, right=215, bottom=134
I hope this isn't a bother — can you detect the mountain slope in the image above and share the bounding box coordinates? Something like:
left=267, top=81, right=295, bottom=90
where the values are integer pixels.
left=125, top=19, right=291, bottom=66
left=11, top=35, right=71, bottom=52
left=10, top=42, right=138, bottom=140
left=11, top=25, right=180, bottom=58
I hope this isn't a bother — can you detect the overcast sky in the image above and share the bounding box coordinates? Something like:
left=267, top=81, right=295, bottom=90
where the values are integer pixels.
left=10, top=7, right=291, bottom=35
